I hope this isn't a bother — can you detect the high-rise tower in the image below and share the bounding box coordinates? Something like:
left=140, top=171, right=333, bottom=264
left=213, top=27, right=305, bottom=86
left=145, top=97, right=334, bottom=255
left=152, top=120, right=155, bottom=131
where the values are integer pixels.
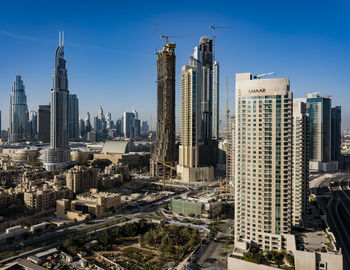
left=198, top=37, right=213, bottom=142
left=176, top=44, right=217, bottom=182
left=9, top=75, right=28, bottom=143
left=292, top=100, right=309, bottom=227
left=306, top=93, right=332, bottom=163
left=43, top=32, right=71, bottom=171
left=234, top=73, right=293, bottom=250
left=151, top=43, right=176, bottom=176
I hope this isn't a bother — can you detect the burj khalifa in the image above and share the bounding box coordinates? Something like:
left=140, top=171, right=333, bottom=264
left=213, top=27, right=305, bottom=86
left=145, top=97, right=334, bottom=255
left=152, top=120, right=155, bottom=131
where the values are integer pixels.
left=43, top=32, right=71, bottom=171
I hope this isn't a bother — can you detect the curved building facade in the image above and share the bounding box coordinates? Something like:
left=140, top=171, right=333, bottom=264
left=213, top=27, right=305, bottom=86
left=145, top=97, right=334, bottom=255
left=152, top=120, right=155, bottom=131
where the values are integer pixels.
left=43, top=32, right=71, bottom=171
left=9, top=75, right=28, bottom=143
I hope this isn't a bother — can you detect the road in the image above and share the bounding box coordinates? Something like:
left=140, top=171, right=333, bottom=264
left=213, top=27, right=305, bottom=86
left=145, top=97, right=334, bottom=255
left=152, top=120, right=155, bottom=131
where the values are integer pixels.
left=326, top=174, right=350, bottom=268
left=0, top=184, right=198, bottom=265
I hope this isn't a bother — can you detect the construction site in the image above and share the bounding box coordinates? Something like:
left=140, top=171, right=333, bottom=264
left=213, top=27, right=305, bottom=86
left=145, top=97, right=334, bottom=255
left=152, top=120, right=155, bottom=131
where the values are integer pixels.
left=150, top=26, right=177, bottom=183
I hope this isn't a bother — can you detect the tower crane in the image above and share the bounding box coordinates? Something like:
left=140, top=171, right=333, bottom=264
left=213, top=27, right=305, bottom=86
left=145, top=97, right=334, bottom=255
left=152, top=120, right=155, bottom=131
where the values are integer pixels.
left=209, top=25, right=231, bottom=60
left=254, top=72, right=276, bottom=79
left=154, top=24, right=186, bottom=44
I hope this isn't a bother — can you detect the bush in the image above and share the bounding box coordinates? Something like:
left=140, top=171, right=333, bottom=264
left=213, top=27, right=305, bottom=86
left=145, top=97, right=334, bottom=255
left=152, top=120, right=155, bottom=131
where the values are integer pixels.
left=284, top=253, right=294, bottom=267
left=243, top=253, right=260, bottom=264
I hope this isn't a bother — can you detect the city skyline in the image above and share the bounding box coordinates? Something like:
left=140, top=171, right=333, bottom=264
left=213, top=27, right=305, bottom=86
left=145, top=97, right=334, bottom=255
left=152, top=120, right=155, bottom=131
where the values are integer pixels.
left=0, top=0, right=349, bottom=130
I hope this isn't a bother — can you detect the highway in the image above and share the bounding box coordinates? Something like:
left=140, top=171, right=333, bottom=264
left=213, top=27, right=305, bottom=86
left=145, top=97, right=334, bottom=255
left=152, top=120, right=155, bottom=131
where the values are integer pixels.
left=326, top=174, right=350, bottom=268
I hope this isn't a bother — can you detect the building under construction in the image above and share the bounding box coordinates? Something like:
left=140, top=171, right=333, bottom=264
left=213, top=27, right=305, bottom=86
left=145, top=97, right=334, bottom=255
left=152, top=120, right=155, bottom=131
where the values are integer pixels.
left=151, top=43, right=176, bottom=177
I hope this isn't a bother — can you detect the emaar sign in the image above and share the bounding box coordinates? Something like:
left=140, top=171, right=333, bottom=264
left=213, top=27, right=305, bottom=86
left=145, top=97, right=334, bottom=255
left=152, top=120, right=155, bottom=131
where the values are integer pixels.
left=248, top=88, right=266, bottom=93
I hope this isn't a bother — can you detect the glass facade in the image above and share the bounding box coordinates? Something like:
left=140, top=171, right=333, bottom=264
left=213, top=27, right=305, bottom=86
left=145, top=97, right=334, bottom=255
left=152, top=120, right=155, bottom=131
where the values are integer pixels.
left=9, top=75, right=28, bottom=143
left=306, top=95, right=331, bottom=162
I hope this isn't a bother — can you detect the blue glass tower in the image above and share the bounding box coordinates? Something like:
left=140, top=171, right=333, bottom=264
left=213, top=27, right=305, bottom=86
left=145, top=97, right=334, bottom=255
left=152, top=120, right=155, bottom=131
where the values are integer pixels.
left=9, top=75, right=28, bottom=143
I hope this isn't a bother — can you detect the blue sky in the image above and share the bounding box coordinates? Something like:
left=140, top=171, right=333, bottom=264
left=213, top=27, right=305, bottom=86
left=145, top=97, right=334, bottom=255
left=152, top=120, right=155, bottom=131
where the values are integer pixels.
left=0, top=0, right=349, bottom=130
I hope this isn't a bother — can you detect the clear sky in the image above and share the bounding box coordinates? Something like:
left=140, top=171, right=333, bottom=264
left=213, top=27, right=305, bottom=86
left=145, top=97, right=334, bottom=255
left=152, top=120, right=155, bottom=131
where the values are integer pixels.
left=0, top=0, right=349, bottom=130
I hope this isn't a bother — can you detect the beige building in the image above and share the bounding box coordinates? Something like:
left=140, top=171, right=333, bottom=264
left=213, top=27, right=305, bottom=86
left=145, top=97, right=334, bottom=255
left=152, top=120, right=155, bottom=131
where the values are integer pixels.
left=234, top=73, right=293, bottom=251
left=66, top=165, right=98, bottom=194
left=228, top=116, right=235, bottom=189
left=177, top=65, right=214, bottom=182
left=292, top=100, right=309, bottom=227
left=24, top=184, right=72, bottom=210
left=0, top=188, right=16, bottom=207
left=57, top=189, right=121, bottom=220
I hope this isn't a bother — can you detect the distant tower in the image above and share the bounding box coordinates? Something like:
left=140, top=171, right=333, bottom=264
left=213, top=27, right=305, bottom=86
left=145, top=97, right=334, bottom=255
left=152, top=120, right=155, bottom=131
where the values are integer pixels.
left=43, top=32, right=71, bottom=171
left=29, top=111, right=38, bottom=140
left=79, top=118, right=85, bottom=139
left=98, top=106, right=106, bottom=131
left=331, top=106, right=341, bottom=163
left=37, top=105, right=50, bottom=143
left=68, top=94, right=79, bottom=141
left=9, top=75, right=28, bottom=143
left=122, top=112, right=136, bottom=138
left=84, top=112, right=92, bottom=134
left=151, top=42, right=176, bottom=176
left=106, top=112, right=112, bottom=129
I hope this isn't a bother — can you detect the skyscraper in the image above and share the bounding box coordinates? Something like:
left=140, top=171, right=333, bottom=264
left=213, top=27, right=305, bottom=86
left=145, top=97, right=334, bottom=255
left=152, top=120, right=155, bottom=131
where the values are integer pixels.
left=176, top=39, right=220, bottom=182
left=9, top=75, right=28, bottom=143
left=331, top=106, right=341, bottom=163
left=84, top=112, right=92, bottom=134
left=292, top=100, right=309, bottom=227
left=234, top=73, right=292, bottom=250
left=98, top=106, right=106, bottom=132
left=93, top=116, right=99, bottom=131
left=68, top=94, right=79, bottom=141
left=106, top=112, right=112, bottom=130
left=29, top=111, right=38, bottom=140
left=177, top=65, right=208, bottom=181
left=212, top=61, right=219, bottom=140
left=122, top=112, right=135, bottom=138
left=37, top=105, right=50, bottom=143
left=43, top=32, right=71, bottom=171
left=306, top=93, right=338, bottom=171
left=198, top=37, right=213, bottom=142
left=151, top=42, right=176, bottom=176
left=141, top=121, right=149, bottom=134
left=133, top=108, right=140, bottom=139
left=306, top=93, right=332, bottom=163
left=79, top=118, right=85, bottom=139
left=115, top=118, right=122, bottom=137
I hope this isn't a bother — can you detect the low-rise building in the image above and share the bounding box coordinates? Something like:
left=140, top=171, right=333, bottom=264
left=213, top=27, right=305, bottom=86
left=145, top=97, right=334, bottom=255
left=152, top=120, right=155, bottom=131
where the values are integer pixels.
left=66, top=165, right=98, bottom=194
left=56, top=189, right=121, bottom=221
left=170, top=194, right=222, bottom=218
left=24, top=183, right=72, bottom=210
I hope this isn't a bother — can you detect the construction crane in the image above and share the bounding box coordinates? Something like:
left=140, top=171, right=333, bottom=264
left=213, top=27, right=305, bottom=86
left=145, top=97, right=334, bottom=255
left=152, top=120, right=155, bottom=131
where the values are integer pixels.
left=154, top=24, right=186, bottom=44
left=254, top=72, right=276, bottom=79
left=209, top=25, right=231, bottom=60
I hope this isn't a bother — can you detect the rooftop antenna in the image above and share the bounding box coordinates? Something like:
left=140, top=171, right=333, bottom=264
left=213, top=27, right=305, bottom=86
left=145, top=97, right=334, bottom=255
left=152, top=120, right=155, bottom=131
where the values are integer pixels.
left=62, top=31, right=64, bottom=46
left=59, top=31, right=61, bottom=46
